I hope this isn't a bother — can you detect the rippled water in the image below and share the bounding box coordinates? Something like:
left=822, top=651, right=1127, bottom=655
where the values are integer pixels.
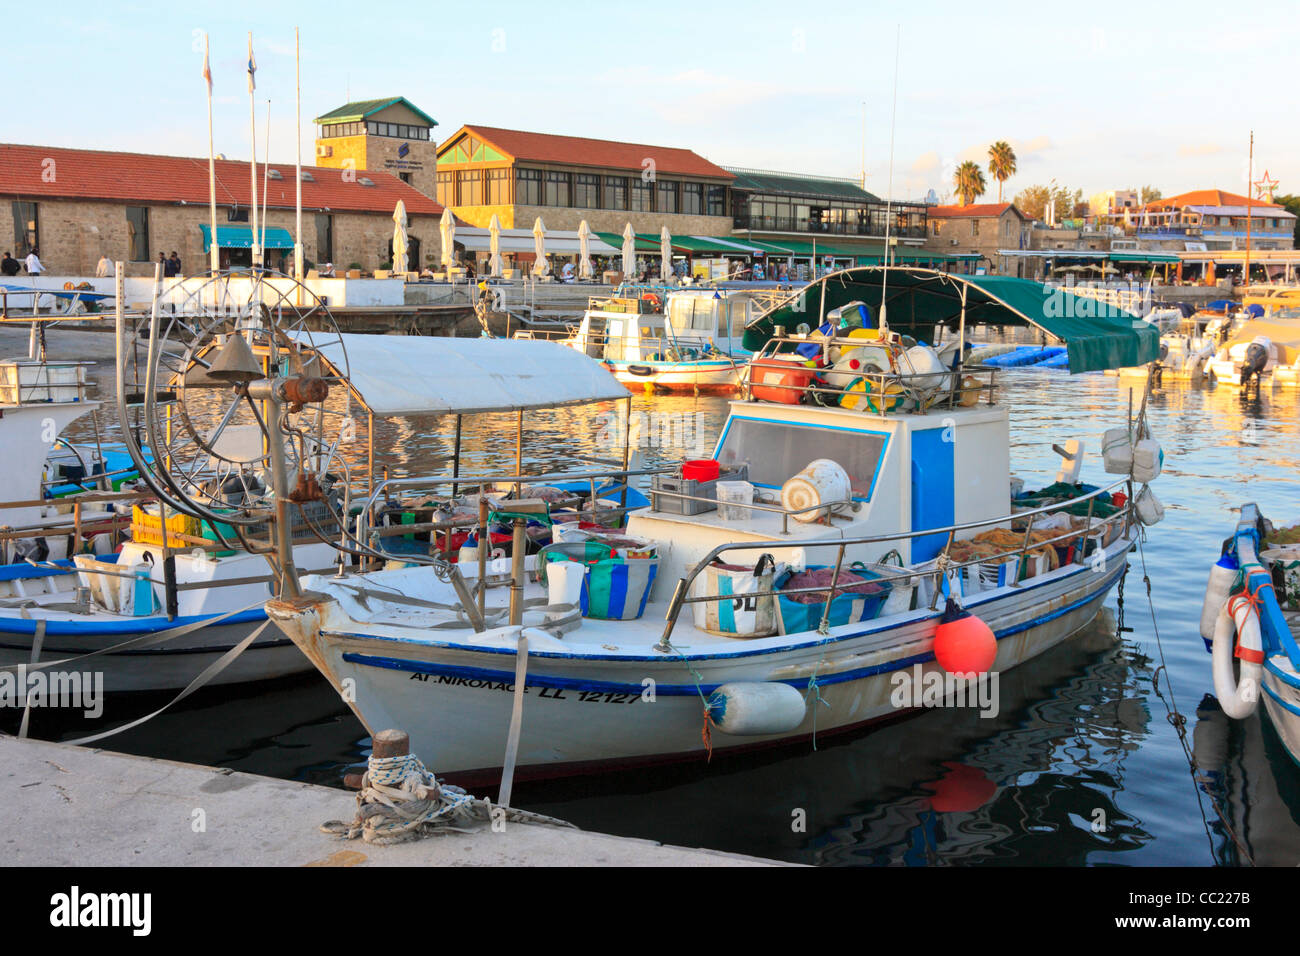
left=20, top=351, right=1300, bottom=866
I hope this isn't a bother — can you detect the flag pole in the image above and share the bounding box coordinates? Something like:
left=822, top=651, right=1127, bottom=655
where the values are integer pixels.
left=204, top=33, right=219, bottom=276
left=294, top=26, right=304, bottom=298
left=262, top=98, right=271, bottom=267
left=248, top=32, right=261, bottom=270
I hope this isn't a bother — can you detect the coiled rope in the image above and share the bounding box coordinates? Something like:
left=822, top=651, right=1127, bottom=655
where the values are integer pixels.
left=321, top=751, right=575, bottom=845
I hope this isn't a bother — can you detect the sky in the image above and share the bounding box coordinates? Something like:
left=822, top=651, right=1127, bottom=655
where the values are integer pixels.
left=9, top=0, right=1300, bottom=205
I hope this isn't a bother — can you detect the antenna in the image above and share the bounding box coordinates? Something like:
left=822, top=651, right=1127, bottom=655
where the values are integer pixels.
left=879, top=24, right=901, bottom=329
left=860, top=100, right=867, bottom=191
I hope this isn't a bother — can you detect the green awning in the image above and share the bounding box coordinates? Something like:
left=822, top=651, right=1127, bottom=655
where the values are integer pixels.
left=1106, top=252, right=1180, bottom=264
left=742, top=267, right=1159, bottom=374
left=595, top=231, right=658, bottom=253
left=200, top=224, right=296, bottom=251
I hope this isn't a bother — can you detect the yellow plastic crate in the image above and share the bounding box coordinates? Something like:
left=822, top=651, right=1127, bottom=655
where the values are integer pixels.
left=131, top=505, right=203, bottom=549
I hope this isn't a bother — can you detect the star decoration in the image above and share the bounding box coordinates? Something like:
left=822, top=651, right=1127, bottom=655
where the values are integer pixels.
left=1253, top=170, right=1279, bottom=202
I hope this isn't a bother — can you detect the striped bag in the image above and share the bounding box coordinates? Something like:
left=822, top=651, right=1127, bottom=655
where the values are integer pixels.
left=691, top=554, right=778, bottom=637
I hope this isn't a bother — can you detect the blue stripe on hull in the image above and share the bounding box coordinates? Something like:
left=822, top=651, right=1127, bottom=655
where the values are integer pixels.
left=339, top=566, right=1117, bottom=695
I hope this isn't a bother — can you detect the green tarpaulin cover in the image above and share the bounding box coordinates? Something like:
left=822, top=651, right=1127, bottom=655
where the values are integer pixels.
left=742, top=267, right=1160, bottom=374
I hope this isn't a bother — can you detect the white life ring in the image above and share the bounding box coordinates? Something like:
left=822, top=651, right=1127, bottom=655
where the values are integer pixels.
left=1211, top=591, right=1264, bottom=719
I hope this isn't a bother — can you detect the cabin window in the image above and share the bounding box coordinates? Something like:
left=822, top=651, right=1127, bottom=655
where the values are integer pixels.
left=667, top=295, right=716, bottom=334
left=715, top=418, right=886, bottom=500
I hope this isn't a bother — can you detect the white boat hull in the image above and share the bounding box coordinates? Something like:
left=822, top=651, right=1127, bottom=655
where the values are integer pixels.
left=1262, top=654, right=1300, bottom=765
left=270, top=532, right=1134, bottom=783
left=611, top=360, right=741, bottom=393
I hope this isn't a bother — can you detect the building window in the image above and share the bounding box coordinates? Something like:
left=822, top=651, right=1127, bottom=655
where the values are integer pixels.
left=399, top=172, right=412, bottom=185
left=227, top=205, right=249, bottom=222
left=545, top=171, right=571, bottom=207
left=930, top=221, right=941, bottom=236
left=707, top=185, right=726, bottom=217
left=681, top=182, right=703, bottom=215
left=436, top=171, right=455, bottom=207
left=630, top=178, right=652, bottom=212
left=315, top=213, right=333, bottom=263
left=516, top=168, right=542, bottom=206
left=573, top=173, right=599, bottom=209
left=11, top=201, right=37, bottom=257
left=604, top=176, right=628, bottom=210
left=971, top=220, right=980, bottom=236
left=125, top=206, right=150, bottom=262
left=658, top=180, right=678, bottom=214
left=457, top=169, right=482, bottom=206
left=486, top=168, right=511, bottom=205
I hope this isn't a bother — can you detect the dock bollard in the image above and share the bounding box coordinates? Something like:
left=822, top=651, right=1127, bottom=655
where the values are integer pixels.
left=343, top=728, right=409, bottom=789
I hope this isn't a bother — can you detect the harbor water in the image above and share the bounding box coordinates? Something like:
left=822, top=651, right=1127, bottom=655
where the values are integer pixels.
left=10, top=343, right=1300, bottom=867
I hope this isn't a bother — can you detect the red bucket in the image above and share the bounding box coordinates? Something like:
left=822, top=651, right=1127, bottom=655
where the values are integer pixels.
left=682, top=459, right=720, bottom=482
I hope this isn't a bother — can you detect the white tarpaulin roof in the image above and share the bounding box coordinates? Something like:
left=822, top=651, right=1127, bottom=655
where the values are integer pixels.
left=453, top=227, right=620, bottom=255
left=304, top=333, right=628, bottom=416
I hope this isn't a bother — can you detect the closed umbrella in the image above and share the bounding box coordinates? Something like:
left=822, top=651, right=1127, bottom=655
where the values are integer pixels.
left=532, top=217, right=550, bottom=277
left=391, top=200, right=409, bottom=274
left=488, top=213, right=504, bottom=278
left=621, top=223, right=636, bottom=279
left=577, top=220, right=594, bottom=280
left=440, top=208, right=456, bottom=271
left=660, top=225, right=673, bottom=282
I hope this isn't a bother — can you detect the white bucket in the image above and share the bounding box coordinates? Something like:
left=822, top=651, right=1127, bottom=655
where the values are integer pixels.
left=716, top=480, right=754, bottom=521
left=781, top=459, right=850, bottom=523
left=545, top=559, right=587, bottom=608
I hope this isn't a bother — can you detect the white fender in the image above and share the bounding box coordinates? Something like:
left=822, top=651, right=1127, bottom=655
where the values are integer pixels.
left=706, top=681, right=807, bottom=735
left=1211, top=594, right=1264, bottom=719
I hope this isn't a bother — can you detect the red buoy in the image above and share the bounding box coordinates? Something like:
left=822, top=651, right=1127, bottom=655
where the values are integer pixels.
left=933, top=599, right=997, bottom=675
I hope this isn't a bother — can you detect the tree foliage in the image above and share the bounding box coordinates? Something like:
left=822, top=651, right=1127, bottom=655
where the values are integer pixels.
left=987, top=142, right=1017, bottom=203
left=954, top=161, right=987, bottom=206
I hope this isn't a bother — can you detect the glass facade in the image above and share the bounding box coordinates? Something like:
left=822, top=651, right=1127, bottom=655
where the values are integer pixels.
left=732, top=192, right=926, bottom=239
left=446, top=161, right=728, bottom=216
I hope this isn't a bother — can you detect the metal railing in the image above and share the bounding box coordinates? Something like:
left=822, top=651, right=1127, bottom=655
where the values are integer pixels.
left=653, top=476, right=1134, bottom=651
left=744, top=333, right=999, bottom=414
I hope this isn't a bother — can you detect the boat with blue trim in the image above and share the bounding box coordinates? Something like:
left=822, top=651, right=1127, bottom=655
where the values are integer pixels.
left=256, top=267, right=1163, bottom=783
left=1198, top=504, right=1300, bottom=765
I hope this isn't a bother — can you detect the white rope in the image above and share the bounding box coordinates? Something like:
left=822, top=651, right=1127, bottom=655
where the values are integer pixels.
left=321, top=750, right=574, bottom=845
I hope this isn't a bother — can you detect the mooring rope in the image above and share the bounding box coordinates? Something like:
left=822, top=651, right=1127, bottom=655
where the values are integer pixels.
left=321, top=751, right=575, bottom=845
left=1135, top=532, right=1254, bottom=866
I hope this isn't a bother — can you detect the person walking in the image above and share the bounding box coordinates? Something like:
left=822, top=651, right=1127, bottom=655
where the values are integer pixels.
left=25, top=248, right=44, bottom=275
left=0, top=252, right=19, bottom=277
left=95, top=255, right=114, bottom=278
left=169, top=251, right=182, bottom=277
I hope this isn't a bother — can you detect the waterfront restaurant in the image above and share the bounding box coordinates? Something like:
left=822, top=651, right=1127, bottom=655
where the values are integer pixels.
left=1137, top=189, right=1296, bottom=252
left=725, top=167, right=939, bottom=280
left=0, top=143, right=444, bottom=277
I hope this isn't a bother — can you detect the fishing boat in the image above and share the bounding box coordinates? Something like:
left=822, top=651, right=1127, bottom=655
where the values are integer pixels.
left=1198, top=504, right=1300, bottom=766
left=534, top=286, right=784, bottom=394
left=1206, top=318, right=1300, bottom=389
left=213, top=267, right=1163, bottom=784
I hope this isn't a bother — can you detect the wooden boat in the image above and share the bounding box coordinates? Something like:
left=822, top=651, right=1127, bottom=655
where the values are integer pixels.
left=230, top=268, right=1163, bottom=783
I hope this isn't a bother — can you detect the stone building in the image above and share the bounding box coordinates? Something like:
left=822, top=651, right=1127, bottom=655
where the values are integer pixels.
left=432, top=125, right=735, bottom=236
left=923, top=203, right=1032, bottom=275
left=0, top=143, right=443, bottom=277
left=312, top=97, right=439, bottom=198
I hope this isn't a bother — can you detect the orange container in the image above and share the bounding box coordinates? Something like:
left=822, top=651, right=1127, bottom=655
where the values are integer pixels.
left=749, top=358, right=816, bottom=404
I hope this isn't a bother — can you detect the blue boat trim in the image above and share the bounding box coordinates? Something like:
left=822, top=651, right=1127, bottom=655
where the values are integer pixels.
left=1264, top=657, right=1300, bottom=688
left=1262, top=681, right=1300, bottom=717
left=336, top=566, right=1116, bottom=691
left=323, top=548, right=1128, bottom=664
left=0, top=607, right=267, bottom=637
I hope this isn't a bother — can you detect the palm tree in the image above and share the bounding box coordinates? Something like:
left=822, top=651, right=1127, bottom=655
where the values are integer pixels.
left=987, top=141, right=1017, bottom=203
left=953, top=161, right=987, bottom=206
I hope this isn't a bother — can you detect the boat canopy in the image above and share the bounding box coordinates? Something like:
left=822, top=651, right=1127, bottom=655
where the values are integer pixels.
left=302, top=333, right=628, bottom=416
left=742, top=267, right=1160, bottom=373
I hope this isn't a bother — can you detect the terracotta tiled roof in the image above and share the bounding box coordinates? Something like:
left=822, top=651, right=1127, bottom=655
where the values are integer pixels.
left=1148, top=189, right=1282, bottom=211
left=0, top=143, right=443, bottom=215
left=446, top=125, right=734, bottom=179
left=928, top=202, right=1023, bottom=219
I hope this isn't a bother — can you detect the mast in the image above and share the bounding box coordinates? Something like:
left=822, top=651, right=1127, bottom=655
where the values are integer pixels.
left=248, top=32, right=261, bottom=270
left=204, top=33, right=219, bottom=275
left=1244, top=130, right=1253, bottom=289
left=294, top=27, right=304, bottom=294
left=878, top=24, right=900, bottom=328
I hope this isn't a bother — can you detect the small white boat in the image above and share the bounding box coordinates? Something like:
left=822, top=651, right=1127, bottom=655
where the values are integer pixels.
left=1198, top=504, right=1300, bottom=766
left=251, top=268, right=1163, bottom=784
left=1206, top=320, right=1300, bottom=389
left=535, top=287, right=778, bottom=394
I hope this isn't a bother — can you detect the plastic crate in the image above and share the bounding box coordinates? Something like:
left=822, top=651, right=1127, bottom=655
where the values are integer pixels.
left=649, top=465, right=748, bottom=515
